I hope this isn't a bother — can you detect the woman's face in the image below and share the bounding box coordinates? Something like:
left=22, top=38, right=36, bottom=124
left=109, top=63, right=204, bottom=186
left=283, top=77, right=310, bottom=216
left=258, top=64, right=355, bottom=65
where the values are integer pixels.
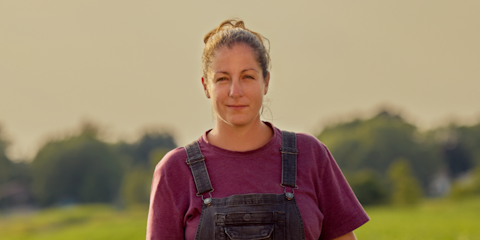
left=202, top=43, right=269, bottom=128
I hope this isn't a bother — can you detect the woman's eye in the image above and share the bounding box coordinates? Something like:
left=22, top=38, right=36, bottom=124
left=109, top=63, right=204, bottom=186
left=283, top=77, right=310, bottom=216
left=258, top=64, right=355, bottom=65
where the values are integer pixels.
left=244, top=75, right=254, bottom=79
left=217, top=77, right=227, bottom=82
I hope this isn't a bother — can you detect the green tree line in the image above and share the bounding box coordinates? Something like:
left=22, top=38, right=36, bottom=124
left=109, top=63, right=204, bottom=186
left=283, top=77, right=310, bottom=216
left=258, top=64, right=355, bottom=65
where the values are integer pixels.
left=317, top=110, right=480, bottom=206
left=0, top=122, right=176, bottom=210
left=1, top=109, right=480, bottom=210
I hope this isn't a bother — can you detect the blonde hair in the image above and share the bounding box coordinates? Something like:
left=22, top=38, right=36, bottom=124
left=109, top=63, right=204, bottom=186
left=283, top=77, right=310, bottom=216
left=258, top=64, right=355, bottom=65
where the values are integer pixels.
left=202, top=19, right=270, bottom=81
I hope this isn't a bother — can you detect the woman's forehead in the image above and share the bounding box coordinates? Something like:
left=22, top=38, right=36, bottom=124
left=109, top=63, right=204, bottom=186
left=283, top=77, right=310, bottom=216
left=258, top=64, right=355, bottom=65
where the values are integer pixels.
left=212, top=45, right=257, bottom=67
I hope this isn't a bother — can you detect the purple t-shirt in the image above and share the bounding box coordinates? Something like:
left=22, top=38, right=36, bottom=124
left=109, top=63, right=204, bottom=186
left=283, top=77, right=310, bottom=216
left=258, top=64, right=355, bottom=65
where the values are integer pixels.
left=147, top=123, right=369, bottom=240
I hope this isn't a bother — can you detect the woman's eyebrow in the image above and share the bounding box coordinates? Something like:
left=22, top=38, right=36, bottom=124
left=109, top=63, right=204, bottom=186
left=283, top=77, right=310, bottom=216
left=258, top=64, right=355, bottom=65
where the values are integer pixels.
left=241, top=68, right=259, bottom=73
left=215, top=68, right=259, bottom=74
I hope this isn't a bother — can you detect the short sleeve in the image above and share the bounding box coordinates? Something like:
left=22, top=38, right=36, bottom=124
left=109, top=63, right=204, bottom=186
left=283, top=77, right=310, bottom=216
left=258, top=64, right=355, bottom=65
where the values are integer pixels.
left=317, top=144, right=370, bottom=240
left=146, top=147, right=191, bottom=240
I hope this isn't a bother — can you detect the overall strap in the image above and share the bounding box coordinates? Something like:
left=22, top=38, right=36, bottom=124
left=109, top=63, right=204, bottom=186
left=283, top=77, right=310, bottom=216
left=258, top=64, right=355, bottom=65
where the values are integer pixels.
left=185, top=141, right=214, bottom=196
left=280, top=131, right=298, bottom=188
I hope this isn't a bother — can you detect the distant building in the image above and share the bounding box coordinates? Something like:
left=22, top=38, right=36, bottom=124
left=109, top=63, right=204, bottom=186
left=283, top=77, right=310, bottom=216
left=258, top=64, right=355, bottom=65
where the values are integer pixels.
left=429, top=171, right=451, bottom=197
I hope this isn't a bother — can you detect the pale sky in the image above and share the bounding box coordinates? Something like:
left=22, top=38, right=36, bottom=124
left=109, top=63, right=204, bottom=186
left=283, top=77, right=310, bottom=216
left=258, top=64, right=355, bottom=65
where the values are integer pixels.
left=1, top=1, right=479, bottom=160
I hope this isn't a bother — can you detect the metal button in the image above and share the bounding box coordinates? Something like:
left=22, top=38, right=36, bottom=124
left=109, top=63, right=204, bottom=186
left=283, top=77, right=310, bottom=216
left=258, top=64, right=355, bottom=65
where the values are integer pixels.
left=243, top=213, right=251, bottom=221
left=285, top=192, right=294, bottom=200
left=203, top=198, right=212, bottom=205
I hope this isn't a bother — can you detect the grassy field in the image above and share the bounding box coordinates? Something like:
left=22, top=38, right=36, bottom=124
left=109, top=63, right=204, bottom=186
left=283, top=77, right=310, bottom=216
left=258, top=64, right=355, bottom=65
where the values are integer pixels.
left=0, top=205, right=148, bottom=240
left=356, top=196, right=480, bottom=240
left=1, top=197, right=479, bottom=240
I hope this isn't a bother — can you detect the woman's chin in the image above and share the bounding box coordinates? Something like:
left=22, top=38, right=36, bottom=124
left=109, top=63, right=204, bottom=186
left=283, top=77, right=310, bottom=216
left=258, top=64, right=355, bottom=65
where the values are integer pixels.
left=220, top=117, right=258, bottom=128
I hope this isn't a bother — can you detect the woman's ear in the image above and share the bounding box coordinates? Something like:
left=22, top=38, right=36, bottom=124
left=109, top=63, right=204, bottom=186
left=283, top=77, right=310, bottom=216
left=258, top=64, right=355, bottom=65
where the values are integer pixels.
left=264, top=72, right=270, bottom=95
left=201, top=77, right=210, bottom=98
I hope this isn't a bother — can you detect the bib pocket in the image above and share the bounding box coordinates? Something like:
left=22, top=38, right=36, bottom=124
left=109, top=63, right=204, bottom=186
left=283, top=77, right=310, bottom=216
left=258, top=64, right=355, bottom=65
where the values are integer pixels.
left=215, top=211, right=285, bottom=240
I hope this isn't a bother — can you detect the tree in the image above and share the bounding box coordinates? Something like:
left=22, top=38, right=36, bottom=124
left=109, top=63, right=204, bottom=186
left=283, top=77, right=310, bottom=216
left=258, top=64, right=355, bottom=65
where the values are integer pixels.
left=388, top=159, right=423, bottom=206
left=429, top=124, right=477, bottom=179
left=451, top=123, right=480, bottom=170
left=0, top=125, right=34, bottom=209
left=464, top=122, right=480, bottom=166
left=344, top=170, right=388, bottom=206
left=0, top=125, right=12, bottom=184
left=317, top=110, right=442, bottom=192
left=31, top=125, right=123, bottom=206
left=115, top=130, right=176, bottom=168
left=449, top=166, right=480, bottom=199
left=121, top=148, right=168, bottom=205
left=121, top=167, right=151, bottom=205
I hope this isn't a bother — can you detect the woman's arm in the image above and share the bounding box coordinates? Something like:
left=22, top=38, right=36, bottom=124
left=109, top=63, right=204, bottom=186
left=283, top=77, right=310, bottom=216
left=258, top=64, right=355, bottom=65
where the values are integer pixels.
left=299, top=135, right=369, bottom=239
left=146, top=148, right=190, bottom=239
left=332, top=231, right=357, bottom=240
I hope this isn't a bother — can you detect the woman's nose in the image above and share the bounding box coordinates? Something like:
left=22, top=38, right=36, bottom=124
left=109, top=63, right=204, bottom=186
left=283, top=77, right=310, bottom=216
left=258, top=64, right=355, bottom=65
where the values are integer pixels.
left=229, top=79, right=244, bottom=97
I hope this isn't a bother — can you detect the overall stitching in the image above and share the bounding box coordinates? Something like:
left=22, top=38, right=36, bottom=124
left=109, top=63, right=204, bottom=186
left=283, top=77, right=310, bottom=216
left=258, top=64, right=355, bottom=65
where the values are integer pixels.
left=186, top=131, right=306, bottom=240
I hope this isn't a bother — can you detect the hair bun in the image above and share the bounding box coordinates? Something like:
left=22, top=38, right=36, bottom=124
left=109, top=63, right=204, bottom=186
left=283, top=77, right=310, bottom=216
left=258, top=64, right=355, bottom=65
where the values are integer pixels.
left=202, top=19, right=270, bottom=80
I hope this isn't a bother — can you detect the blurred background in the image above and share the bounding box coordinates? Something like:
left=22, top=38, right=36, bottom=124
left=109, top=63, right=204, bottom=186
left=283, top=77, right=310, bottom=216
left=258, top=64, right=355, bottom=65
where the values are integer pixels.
left=1, top=1, right=479, bottom=239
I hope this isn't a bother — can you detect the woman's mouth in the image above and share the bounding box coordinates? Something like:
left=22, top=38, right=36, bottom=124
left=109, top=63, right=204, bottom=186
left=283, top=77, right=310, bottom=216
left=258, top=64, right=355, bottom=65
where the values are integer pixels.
left=227, top=105, right=247, bottom=110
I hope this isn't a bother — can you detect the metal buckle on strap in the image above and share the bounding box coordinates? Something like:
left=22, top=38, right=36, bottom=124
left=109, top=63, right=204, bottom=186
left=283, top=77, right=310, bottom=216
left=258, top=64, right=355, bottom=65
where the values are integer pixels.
left=280, top=147, right=298, bottom=155
left=197, top=189, right=214, bottom=206
left=186, top=157, right=205, bottom=165
left=280, top=151, right=298, bottom=155
left=281, top=184, right=298, bottom=200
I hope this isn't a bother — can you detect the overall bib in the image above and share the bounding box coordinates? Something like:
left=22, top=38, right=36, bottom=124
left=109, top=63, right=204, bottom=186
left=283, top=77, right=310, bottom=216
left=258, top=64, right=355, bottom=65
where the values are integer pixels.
left=185, top=131, right=306, bottom=240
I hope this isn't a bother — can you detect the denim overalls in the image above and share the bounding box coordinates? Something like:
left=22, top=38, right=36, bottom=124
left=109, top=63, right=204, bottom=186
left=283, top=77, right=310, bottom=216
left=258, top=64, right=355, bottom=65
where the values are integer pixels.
left=185, top=131, right=306, bottom=240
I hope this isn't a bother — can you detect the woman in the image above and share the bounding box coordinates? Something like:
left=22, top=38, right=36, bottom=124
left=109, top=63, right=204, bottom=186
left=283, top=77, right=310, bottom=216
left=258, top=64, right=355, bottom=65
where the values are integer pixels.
left=147, top=19, right=369, bottom=240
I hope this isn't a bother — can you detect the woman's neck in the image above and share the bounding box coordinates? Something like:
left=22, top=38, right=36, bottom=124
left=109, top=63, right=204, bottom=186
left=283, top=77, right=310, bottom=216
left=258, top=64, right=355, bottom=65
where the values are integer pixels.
left=207, top=120, right=273, bottom=152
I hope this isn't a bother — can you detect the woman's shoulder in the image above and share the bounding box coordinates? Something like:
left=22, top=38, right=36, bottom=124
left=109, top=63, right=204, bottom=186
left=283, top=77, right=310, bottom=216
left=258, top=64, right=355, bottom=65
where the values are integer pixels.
left=295, top=132, right=323, bottom=145
left=292, top=132, right=328, bottom=152
left=272, top=125, right=328, bottom=155
left=154, top=146, right=188, bottom=173
left=287, top=131, right=332, bottom=165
